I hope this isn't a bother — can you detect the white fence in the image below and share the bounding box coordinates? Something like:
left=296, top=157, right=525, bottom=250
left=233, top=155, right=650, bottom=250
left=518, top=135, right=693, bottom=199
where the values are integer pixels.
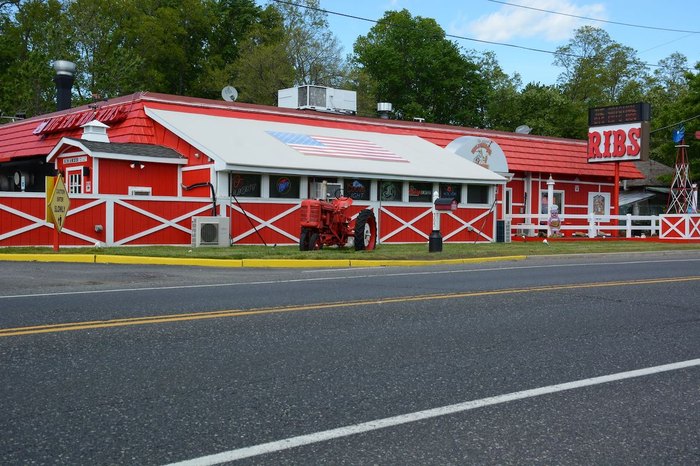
left=507, top=213, right=661, bottom=238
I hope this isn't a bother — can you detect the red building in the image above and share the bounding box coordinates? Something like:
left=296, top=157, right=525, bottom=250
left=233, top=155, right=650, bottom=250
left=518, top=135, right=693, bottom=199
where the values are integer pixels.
left=0, top=92, right=647, bottom=247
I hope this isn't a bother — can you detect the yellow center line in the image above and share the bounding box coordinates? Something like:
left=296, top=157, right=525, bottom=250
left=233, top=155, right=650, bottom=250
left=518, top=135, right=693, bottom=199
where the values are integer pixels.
left=2, top=276, right=698, bottom=337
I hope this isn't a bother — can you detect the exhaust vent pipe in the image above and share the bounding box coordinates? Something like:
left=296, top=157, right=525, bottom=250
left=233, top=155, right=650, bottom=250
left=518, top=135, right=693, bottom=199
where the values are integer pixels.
left=53, top=60, right=76, bottom=111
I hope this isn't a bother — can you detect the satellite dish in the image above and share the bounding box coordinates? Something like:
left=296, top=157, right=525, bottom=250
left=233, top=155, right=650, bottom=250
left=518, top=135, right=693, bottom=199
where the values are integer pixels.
left=515, top=125, right=532, bottom=134
left=221, top=86, right=238, bottom=102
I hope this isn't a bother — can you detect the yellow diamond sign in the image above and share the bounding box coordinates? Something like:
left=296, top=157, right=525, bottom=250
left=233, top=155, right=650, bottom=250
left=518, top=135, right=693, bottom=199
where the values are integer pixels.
left=49, top=175, right=70, bottom=233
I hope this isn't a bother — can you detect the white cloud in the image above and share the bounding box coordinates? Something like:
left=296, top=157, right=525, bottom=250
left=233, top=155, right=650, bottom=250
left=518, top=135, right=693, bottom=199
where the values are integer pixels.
left=454, top=0, right=607, bottom=43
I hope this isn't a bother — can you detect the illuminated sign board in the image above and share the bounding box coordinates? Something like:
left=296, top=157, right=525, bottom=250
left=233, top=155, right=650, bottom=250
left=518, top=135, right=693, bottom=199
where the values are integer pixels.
left=588, top=102, right=650, bottom=127
left=588, top=103, right=650, bottom=163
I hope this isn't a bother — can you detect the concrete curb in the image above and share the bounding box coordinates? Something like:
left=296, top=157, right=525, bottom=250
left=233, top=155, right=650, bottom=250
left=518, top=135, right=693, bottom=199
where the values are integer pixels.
left=0, top=254, right=526, bottom=268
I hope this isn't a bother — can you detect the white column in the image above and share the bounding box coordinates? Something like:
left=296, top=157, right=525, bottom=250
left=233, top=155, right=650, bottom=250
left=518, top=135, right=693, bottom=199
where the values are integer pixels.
left=546, top=175, right=554, bottom=236
left=432, top=190, right=440, bottom=231
left=105, top=199, right=114, bottom=246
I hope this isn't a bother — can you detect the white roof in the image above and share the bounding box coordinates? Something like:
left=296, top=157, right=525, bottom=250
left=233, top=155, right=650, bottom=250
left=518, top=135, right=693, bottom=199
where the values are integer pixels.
left=145, top=107, right=505, bottom=184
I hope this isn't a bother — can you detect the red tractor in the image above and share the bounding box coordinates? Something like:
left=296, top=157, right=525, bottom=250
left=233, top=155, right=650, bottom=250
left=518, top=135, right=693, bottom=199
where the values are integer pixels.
left=299, top=195, right=377, bottom=251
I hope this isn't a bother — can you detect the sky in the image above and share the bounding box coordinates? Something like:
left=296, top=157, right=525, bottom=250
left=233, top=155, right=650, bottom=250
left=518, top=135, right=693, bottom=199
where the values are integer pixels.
left=277, top=0, right=700, bottom=86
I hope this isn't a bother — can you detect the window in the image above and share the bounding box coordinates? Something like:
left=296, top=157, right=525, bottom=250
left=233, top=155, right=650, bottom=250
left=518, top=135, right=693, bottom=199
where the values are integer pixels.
left=541, top=191, right=564, bottom=215
left=66, top=169, right=82, bottom=194
left=408, top=182, right=433, bottom=202
left=467, top=185, right=489, bottom=204
left=230, top=173, right=261, bottom=197
left=269, top=175, right=300, bottom=198
left=439, top=183, right=461, bottom=203
left=379, top=181, right=402, bottom=202
left=344, top=178, right=370, bottom=200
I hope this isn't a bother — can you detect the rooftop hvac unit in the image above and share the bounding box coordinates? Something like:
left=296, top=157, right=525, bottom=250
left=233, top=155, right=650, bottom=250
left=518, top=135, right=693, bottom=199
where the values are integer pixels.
left=191, top=216, right=230, bottom=247
left=277, top=85, right=357, bottom=114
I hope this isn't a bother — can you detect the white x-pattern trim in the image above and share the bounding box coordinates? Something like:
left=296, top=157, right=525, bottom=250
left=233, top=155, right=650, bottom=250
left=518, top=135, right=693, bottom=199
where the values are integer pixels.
left=114, top=200, right=212, bottom=245
left=229, top=203, right=300, bottom=244
left=690, top=216, right=700, bottom=237
left=441, top=209, right=493, bottom=242
left=379, top=206, right=494, bottom=243
left=660, top=215, right=686, bottom=239
left=380, top=207, right=432, bottom=242
left=0, top=198, right=97, bottom=244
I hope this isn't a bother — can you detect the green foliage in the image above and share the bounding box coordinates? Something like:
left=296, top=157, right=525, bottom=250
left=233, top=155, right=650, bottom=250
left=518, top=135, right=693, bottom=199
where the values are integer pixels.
left=64, top=0, right=144, bottom=102
left=554, top=26, right=648, bottom=107
left=353, top=9, right=489, bottom=126
left=276, top=0, right=347, bottom=87
left=0, top=0, right=69, bottom=115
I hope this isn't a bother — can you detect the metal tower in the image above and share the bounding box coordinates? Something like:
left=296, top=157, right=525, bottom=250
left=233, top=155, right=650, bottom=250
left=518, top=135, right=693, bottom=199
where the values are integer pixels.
left=666, top=127, right=693, bottom=214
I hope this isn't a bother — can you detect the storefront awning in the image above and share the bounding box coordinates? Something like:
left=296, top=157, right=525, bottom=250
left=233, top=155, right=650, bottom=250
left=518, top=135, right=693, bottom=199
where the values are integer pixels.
left=619, top=190, right=658, bottom=206
left=145, top=107, right=505, bottom=185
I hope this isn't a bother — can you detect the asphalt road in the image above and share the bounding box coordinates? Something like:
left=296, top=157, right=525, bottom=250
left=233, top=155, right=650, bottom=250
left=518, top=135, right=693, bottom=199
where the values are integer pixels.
left=1, top=251, right=699, bottom=465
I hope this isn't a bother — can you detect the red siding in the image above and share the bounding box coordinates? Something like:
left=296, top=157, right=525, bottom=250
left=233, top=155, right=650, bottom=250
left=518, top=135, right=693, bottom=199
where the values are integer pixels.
left=98, top=159, right=178, bottom=196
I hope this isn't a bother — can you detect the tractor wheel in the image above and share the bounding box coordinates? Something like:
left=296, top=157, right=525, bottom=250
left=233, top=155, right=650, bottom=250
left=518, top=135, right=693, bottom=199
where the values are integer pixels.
left=309, top=231, right=322, bottom=250
left=354, top=209, right=377, bottom=251
left=299, top=227, right=310, bottom=251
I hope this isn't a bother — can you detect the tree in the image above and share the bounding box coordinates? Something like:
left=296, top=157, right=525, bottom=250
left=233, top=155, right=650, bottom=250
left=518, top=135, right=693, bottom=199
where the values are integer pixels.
left=477, top=50, right=521, bottom=130
left=554, top=26, right=647, bottom=107
left=227, top=4, right=293, bottom=105
left=123, top=0, right=215, bottom=96
left=353, top=9, right=487, bottom=126
left=274, top=0, right=347, bottom=87
left=0, top=0, right=71, bottom=117
left=64, top=0, right=144, bottom=102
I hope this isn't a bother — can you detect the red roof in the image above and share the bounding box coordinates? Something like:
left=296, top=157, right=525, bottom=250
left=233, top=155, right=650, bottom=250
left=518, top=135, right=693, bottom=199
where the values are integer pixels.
left=0, top=91, right=643, bottom=180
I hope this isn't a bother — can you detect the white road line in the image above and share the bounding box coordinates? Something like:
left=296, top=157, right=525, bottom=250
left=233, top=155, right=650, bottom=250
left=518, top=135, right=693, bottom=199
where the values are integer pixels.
left=166, top=358, right=700, bottom=466
left=2, top=258, right=699, bottom=300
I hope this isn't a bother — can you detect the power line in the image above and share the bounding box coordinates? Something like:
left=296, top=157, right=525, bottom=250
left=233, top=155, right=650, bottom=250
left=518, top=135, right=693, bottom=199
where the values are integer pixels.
left=488, top=0, right=700, bottom=34
left=271, top=0, right=578, bottom=57
left=651, top=114, right=700, bottom=134
left=270, top=0, right=663, bottom=67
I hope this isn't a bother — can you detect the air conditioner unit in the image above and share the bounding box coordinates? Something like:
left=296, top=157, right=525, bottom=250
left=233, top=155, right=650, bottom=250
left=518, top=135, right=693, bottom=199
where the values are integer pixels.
left=191, top=216, right=230, bottom=247
left=496, top=219, right=512, bottom=243
left=277, top=85, right=357, bottom=114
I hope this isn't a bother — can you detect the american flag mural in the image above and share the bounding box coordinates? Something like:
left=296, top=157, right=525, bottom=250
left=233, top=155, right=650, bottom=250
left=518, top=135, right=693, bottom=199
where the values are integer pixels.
left=268, top=131, right=409, bottom=163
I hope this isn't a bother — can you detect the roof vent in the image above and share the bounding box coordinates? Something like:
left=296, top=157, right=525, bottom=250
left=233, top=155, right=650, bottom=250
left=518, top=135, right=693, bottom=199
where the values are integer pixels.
left=377, top=102, right=392, bottom=119
left=81, top=119, right=110, bottom=143
left=53, top=60, right=76, bottom=111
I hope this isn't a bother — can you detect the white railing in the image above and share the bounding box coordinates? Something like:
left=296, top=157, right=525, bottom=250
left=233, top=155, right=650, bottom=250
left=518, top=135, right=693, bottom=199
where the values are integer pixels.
left=507, top=213, right=661, bottom=238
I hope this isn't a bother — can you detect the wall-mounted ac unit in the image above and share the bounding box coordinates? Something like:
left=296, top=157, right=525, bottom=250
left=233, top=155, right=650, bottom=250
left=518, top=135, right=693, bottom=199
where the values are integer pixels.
left=191, top=216, right=230, bottom=247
